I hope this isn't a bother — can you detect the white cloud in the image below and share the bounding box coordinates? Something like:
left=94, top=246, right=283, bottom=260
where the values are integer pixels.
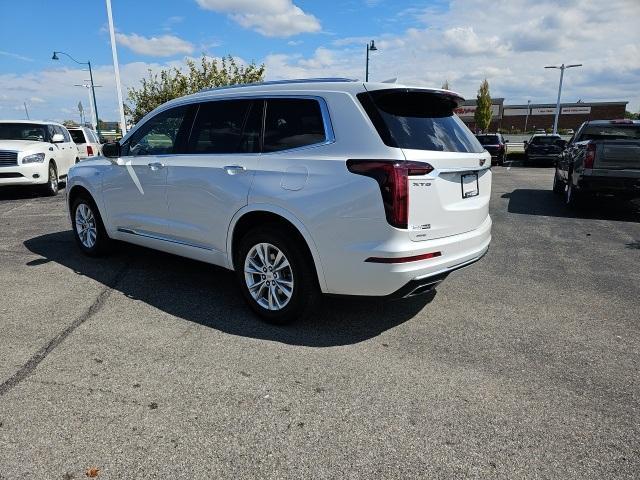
left=0, top=50, right=34, bottom=62
left=195, top=0, right=321, bottom=37
left=115, top=33, right=194, bottom=57
left=442, top=27, right=509, bottom=57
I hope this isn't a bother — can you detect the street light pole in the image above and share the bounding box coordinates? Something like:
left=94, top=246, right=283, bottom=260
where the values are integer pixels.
left=545, top=63, right=582, bottom=134
left=365, top=40, right=377, bottom=82
left=524, top=99, right=531, bottom=132
left=52, top=51, right=101, bottom=137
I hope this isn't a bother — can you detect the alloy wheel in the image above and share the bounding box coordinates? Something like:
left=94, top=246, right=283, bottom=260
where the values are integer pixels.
left=244, top=242, right=294, bottom=311
left=75, top=203, right=98, bottom=249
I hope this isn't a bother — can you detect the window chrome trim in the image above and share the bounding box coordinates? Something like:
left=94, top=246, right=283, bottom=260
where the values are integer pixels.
left=122, top=94, right=335, bottom=155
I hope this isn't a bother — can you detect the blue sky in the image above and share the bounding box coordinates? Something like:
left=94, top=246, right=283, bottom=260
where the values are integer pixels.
left=1, top=0, right=638, bottom=122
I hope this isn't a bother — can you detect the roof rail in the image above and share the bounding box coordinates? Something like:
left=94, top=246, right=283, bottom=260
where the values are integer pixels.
left=198, top=77, right=358, bottom=93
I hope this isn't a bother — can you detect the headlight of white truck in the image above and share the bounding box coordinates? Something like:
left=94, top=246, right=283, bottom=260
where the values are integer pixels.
left=22, top=153, right=45, bottom=164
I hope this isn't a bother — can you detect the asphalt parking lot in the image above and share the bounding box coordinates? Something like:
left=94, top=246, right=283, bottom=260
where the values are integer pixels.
left=0, top=167, right=639, bottom=479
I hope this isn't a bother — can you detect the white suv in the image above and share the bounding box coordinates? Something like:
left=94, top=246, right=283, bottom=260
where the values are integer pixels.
left=66, top=79, right=492, bottom=323
left=67, top=126, right=102, bottom=160
left=0, top=120, right=79, bottom=195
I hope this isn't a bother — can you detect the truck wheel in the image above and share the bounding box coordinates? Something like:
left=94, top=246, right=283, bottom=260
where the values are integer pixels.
left=565, top=173, right=581, bottom=207
left=552, top=169, right=565, bottom=195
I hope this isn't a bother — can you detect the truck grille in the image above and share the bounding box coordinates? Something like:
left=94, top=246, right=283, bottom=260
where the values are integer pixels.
left=0, top=151, right=18, bottom=167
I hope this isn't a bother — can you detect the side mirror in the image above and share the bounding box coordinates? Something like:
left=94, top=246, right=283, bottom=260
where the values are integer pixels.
left=51, top=133, right=64, bottom=143
left=102, top=141, right=121, bottom=158
left=523, top=140, right=528, bottom=146
left=504, top=139, right=509, bottom=143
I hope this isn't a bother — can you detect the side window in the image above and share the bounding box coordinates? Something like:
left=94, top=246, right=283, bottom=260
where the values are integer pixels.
left=263, top=98, right=326, bottom=152
left=125, top=105, right=188, bottom=156
left=47, top=125, right=56, bottom=141
left=188, top=100, right=254, bottom=154
left=54, top=125, right=70, bottom=142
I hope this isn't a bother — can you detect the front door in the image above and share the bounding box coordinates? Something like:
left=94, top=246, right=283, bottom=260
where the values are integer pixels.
left=101, top=105, right=191, bottom=238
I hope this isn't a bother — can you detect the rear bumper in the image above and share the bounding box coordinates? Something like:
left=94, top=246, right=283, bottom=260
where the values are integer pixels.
left=525, top=154, right=560, bottom=164
left=578, top=172, right=640, bottom=196
left=317, top=215, right=492, bottom=296
left=386, top=247, right=489, bottom=299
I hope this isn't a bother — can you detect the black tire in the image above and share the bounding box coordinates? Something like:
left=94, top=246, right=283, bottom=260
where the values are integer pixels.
left=565, top=172, right=581, bottom=207
left=552, top=168, right=565, bottom=195
left=235, top=226, right=319, bottom=325
left=43, top=162, right=59, bottom=196
left=70, top=194, right=111, bottom=256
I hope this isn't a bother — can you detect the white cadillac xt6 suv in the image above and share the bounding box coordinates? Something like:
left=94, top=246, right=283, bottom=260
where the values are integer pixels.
left=66, top=79, right=492, bottom=323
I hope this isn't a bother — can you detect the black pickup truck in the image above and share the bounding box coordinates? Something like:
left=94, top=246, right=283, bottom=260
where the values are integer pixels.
left=553, top=120, right=640, bottom=205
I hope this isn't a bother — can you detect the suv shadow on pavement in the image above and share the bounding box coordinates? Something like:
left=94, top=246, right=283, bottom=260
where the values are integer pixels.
left=501, top=189, right=640, bottom=222
left=23, top=231, right=434, bottom=347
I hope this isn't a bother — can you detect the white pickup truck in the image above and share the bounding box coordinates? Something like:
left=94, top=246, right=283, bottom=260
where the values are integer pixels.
left=0, top=120, right=79, bottom=195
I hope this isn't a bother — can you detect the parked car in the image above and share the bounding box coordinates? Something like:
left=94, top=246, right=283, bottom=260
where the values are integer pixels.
left=524, top=134, right=566, bottom=166
left=66, top=79, right=492, bottom=323
left=554, top=119, right=640, bottom=205
left=0, top=120, right=79, bottom=195
left=67, top=126, right=102, bottom=159
left=475, top=133, right=506, bottom=165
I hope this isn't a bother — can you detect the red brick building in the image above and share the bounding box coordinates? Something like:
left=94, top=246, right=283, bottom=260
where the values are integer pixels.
left=456, top=100, right=628, bottom=132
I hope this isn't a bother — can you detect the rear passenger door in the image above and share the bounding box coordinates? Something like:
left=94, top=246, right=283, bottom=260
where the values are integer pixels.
left=164, top=99, right=262, bottom=257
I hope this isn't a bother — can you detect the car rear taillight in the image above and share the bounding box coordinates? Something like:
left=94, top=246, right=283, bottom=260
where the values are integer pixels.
left=584, top=143, right=596, bottom=169
left=87, top=145, right=94, bottom=156
left=346, top=160, right=434, bottom=229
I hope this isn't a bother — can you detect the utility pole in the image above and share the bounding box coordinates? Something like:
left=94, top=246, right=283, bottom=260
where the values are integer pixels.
left=524, top=99, right=531, bottom=133
left=544, top=63, right=582, bottom=134
left=74, top=81, right=102, bottom=130
left=23, top=101, right=29, bottom=120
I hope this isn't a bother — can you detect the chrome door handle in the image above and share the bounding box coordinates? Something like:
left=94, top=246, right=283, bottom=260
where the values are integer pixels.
left=224, top=165, right=246, bottom=175
left=148, top=162, right=164, bottom=170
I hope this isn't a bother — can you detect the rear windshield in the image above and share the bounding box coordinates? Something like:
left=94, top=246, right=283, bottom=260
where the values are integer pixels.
left=530, top=136, right=561, bottom=144
left=581, top=125, right=640, bottom=141
left=476, top=135, right=500, bottom=145
left=68, top=129, right=86, bottom=143
left=357, top=89, right=483, bottom=153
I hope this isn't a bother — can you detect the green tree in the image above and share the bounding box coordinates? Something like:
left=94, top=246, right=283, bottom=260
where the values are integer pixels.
left=474, top=79, right=492, bottom=132
left=624, top=110, right=639, bottom=120
left=62, top=120, right=78, bottom=127
left=441, top=80, right=450, bottom=90
left=126, top=54, right=266, bottom=123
